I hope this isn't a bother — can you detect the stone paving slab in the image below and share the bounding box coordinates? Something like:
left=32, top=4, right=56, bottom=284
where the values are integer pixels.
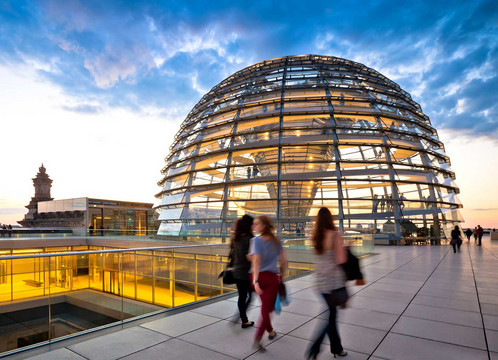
left=289, top=317, right=386, bottom=355
left=245, top=334, right=370, bottom=360
left=67, top=326, right=170, bottom=360
left=336, top=307, right=399, bottom=331
left=190, top=299, right=246, bottom=319
left=140, top=311, right=221, bottom=337
left=11, top=236, right=498, bottom=360
left=245, top=306, right=312, bottom=334
left=487, top=329, right=498, bottom=353
left=279, top=297, right=327, bottom=317
left=403, top=303, right=483, bottom=328
left=347, top=295, right=408, bottom=315
left=372, top=332, right=489, bottom=360
left=24, top=348, right=86, bottom=360
left=178, top=320, right=260, bottom=359
left=484, top=314, right=498, bottom=331
left=391, top=316, right=487, bottom=350
left=119, top=338, right=236, bottom=360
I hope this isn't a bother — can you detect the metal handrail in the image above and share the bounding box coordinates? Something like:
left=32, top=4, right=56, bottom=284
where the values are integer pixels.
left=0, top=238, right=324, bottom=260
left=0, top=243, right=228, bottom=260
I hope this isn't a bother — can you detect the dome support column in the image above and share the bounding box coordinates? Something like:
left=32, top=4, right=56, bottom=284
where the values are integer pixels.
left=420, top=151, right=443, bottom=243
left=220, top=109, right=241, bottom=242
left=276, top=59, right=288, bottom=234
left=376, top=117, right=402, bottom=243
left=326, top=88, right=344, bottom=233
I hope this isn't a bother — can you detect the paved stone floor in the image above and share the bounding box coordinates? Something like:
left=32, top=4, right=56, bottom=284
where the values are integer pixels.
left=10, top=236, right=498, bottom=360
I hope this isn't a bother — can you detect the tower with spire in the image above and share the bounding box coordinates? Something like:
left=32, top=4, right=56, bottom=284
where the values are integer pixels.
left=19, top=164, right=53, bottom=227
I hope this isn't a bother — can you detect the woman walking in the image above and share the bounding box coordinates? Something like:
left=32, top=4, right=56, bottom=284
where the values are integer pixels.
left=250, top=215, right=287, bottom=351
left=450, top=226, right=462, bottom=253
left=306, top=207, right=348, bottom=359
left=230, top=215, right=255, bottom=328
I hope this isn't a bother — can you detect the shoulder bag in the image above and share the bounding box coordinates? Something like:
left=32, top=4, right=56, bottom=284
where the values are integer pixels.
left=330, top=287, right=349, bottom=307
left=218, top=248, right=236, bottom=284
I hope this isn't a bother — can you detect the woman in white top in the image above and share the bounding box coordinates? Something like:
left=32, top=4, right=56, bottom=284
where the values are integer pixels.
left=306, top=207, right=347, bottom=359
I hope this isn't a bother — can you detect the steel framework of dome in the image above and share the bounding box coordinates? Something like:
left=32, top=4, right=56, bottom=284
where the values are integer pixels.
left=156, top=55, right=462, bottom=240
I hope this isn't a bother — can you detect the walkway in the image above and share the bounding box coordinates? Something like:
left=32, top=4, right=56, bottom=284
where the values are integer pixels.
left=11, top=237, right=498, bottom=360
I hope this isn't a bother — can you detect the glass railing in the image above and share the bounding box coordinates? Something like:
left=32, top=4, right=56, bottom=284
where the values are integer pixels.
left=3, top=230, right=376, bottom=251
left=0, top=238, right=336, bottom=356
left=282, top=234, right=374, bottom=259
left=345, top=234, right=375, bottom=257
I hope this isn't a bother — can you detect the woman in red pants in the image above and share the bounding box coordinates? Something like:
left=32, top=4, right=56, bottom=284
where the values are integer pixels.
left=250, top=215, right=287, bottom=351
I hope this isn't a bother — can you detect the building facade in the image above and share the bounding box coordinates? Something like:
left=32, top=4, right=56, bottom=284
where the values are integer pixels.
left=36, top=198, right=156, bottom=235
left=19, top=166, right=157, bottom=234
left=155, top=55, right=462, bottom=240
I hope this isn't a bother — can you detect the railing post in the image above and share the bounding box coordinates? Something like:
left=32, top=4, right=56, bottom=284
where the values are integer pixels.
left=120, top=253, right=124, bottom=321
left=194, top=254, right=198, bottom=301
left=134, top=251, right=137, bottom=300
left=10, top=256, right=13, bottom=301
left=48, top=256, right=51, bottom=342
left=152, top=251, right=156, bottom=304
left=171, top=249, right=175, bottom=308
left=220, top=255, right=224, bottom=294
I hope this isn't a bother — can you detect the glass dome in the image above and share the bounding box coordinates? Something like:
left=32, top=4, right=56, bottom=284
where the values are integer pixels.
left=156, top=55, right=462, bottom=240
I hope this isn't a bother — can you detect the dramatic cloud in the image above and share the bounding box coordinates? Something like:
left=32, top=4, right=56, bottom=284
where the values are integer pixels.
left=0, top=0, right=496, bottom=136
left=312, top=1, right=498, bottom=136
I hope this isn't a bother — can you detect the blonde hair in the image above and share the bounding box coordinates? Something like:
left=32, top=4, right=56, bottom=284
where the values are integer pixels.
left=256, top=215, right=280, bottom=248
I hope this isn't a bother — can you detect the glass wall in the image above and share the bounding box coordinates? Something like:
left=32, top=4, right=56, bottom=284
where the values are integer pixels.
left=87, top=199, right=157, bottom=235
left=0, top=243, right=319, bottom=308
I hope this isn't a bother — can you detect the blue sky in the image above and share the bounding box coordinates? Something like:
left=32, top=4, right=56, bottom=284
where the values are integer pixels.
left=0, top=0, right=497, bottom=226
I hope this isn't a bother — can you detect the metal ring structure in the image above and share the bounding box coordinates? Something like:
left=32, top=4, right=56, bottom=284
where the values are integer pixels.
left=155, top=55, right=462, bottom=241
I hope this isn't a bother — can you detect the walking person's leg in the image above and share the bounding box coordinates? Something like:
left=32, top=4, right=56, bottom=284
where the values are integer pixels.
left=479, top=235, right=482, bottom=246
left=236, top=279, right=251, bottom=326
left=306, top=293, right=331, bottom=359
left=323, top=293, right=344, bottom=355
left=254, top=272, right=279, bottom=344
left=452, top=243, right=457, bottom=253
left=246, top=279, right=253, bottom=309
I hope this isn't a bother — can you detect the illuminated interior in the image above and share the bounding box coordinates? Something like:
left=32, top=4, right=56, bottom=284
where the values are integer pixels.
left=0, top=247, right=230, bottom=307
left=156, top=55, right=462, bottom=239
left=0, top=244, right=312, bottom=307
left=0, top=241, right=317, bottom=353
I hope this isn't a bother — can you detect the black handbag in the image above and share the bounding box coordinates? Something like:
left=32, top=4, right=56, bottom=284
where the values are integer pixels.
left=219, top=268, right=236, bottom=284
left=330, top=287, right=349, bottom=306
left=218, top=251, right=236, bottom=284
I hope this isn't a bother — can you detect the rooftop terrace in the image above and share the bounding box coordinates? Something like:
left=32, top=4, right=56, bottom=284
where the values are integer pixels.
left=5, top=236, right=498, bottom=360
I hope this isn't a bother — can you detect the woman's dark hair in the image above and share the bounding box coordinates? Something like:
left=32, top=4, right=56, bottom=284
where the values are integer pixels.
left=231, top=215, right=254, bottom=243
left=256, top=215, right=280, bottom=248
left=312, top=207, right=336, bottom=255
